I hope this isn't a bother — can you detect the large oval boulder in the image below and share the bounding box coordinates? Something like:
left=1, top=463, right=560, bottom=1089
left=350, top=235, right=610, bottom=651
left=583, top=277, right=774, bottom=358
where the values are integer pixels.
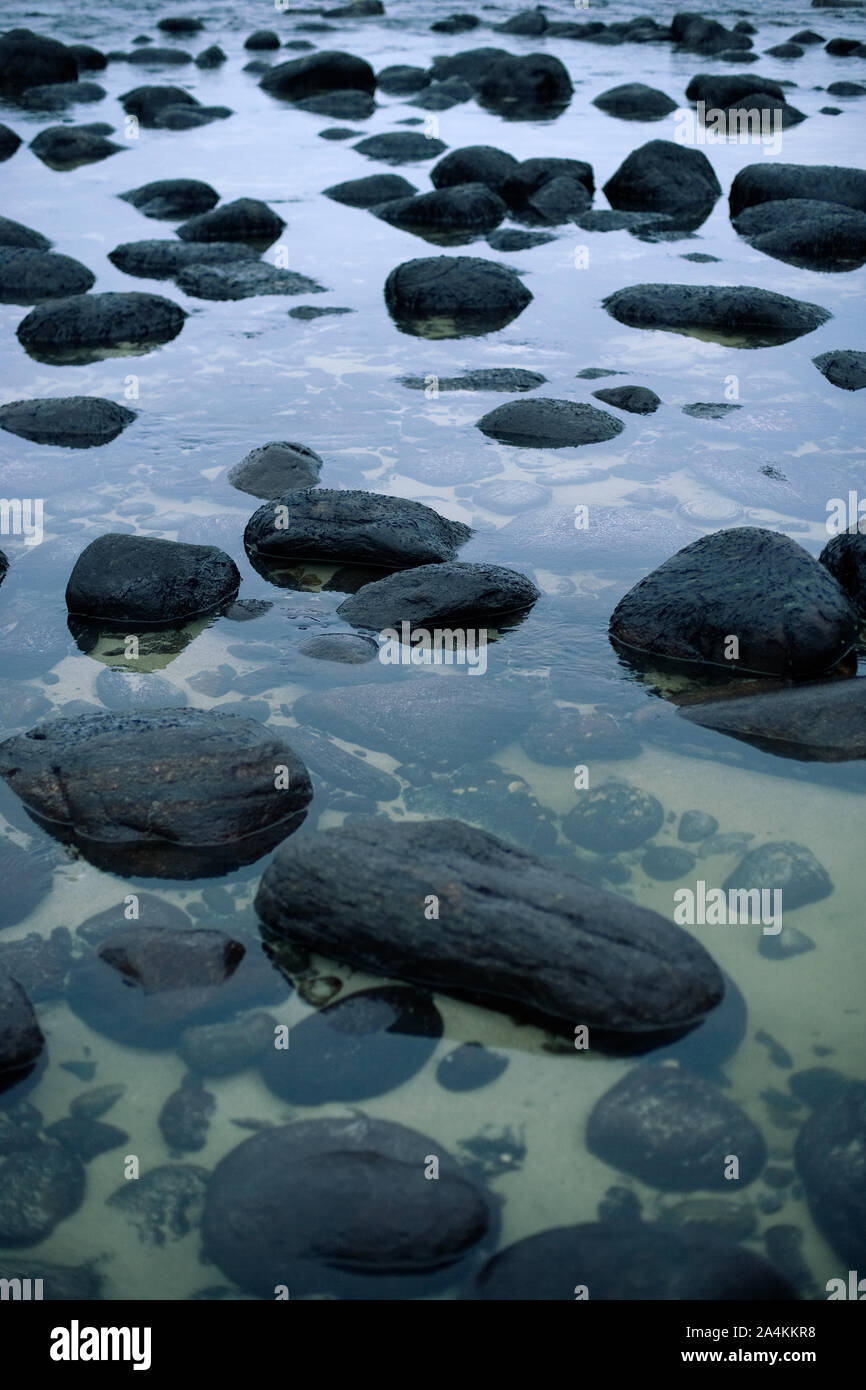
left=244, top=487, right=471, bottom=569
left=593, top=83, right=678, bottom=120
left=795, top=1081, right=866, bottom=1268
left=476, top=397, right=623, bottom=448
left=202, top=1116, right=492, bottom=1297
left=685, top=73, right=786, bottom=107
left=603, top=140, right=721, bottom=229
left=324, top=172, right=417, bottom=207
left=609, top=527, right=857, bottom=678
left=0, top=29, right=77, bottom=95
left=431, top=145, right=519, bottom=194
left=475, top=52, right=573, bottom=117
left=176, top=197, right=285, bottom=245
left=0, top=710, right=313, bottom=877
left=29, top=125, right=122, bottom=169
left=0, top=396, right=136, bottom=449
left=729, top=162, right=866, bottom=218
left=336, top=561, right=540, bottom=630
left=66, top=533, right=240, bottom=625
left=587, top=1065, right=766, bottom=1189
left=384, top=255, right=532, bottom=337
left=732, top=198, right=866, bottom=271
left=353, top=131, right=447, bottom=164
left=260, top=51, right=376, bottom=100
left=602, top=283, right=830, bottom=347
left=0, top=971, right=44, bottom=1095
left=0, top=248, right=94, bottom=304
left=16, top=291, right=186, bottom=364
left=678, top=678, right=866, bottom=762
left=255, top=817, right=725, bottom=1039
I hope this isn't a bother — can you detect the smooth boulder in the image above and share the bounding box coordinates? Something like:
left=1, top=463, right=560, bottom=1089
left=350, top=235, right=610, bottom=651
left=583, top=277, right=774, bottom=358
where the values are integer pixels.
left=66, top=533, right=240, bottom=625
left=228, top=441, right=323, bottom=499
left=593, top=83, right=678, bottom=120
left=336, top=561, right=540, bottom=629
left=603, top=283, right=830, bottom=347
left=477, top=397, right=623, bottom=448
left=119, top=179, right=219, bottom=219
left=732, top=198, right=866, bottom=271
left=0, top=248, right=94, bottom=304
left=679, top=679, right=866, bottom=761
left=255, top=818, right=725, bottom=1039
left=603, top=140, right=721, bottom=228
left=107, top=240, right=260, bottom=278
left=795, top=1082, right=866, bottom=1268
left=176, top=198, right=285, bottom=245
left=0, top=29, right=77, bottom=95
left=260, top=51, right=376, bottom=100
left=610, top=527, right=857, bottom=677
left=29, top=125, right=122, bottom=168
left=16, top=291, right=186, bottom=363
left=431, top=145, right=518, bottom=195
left=729, top=163, right=866, bottom=218
left=384, top=255, right=532, bottom=337
left=475, top=53, right=573, bottom=117
left=325, top=173, right=417, bottom=206
left=374, top=184, right=507, bottom=239
left=0, top=396, right=136, bottom=449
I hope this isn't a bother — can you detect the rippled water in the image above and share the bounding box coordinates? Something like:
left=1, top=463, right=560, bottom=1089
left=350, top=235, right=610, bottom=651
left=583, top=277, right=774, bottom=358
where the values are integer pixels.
left=0, top=0, right=864, bottom=1301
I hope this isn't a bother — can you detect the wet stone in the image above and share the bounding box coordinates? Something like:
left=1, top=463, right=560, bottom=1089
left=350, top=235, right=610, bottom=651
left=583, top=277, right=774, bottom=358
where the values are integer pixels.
left=45, top=1116, right=128, bottom=1161
left=0, top=970, right=45, bottom=1095
left=0, top=931, right=70, bottom=1002
left=158, top=1075, right=216, bottom=1154
left=813, top=349, right=866, bottom=392
left=0, top=395, right=136, bottom=448
left=597, top=1186, right=642, bottom=1226
left=0, top=1143, right=85, bottom=1245
left=563, top=780, right=664, bottom=853
left=592, top=385, right=661, bottom=415
left=107, top=1165, right=209, bottom=1246
left=0, top=839, right=53, bottom=931
left=641, top=845, right=696, bottom=881
left=476, top=398, right=623, bottom=449
left=69, top=1084, right=126, bottom=1120
left=759, top=925, right=816, bottom=961
left=723, top=841, right=832, bottom=911
left=603, top=283, right=830, bottom=347
left=179, top=1012, right=277, bottom=1077
left=436, top=1042, right=509, bottom=1093
left=679, top=810, right=719, bottom=843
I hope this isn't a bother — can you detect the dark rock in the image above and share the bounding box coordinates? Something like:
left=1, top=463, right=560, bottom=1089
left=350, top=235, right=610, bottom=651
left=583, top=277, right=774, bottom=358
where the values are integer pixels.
left=821, top=532, right=866, bottom=616
left=245, top=31, right=280, bottom=51
left=256, top=817, right=724, bottom=1038
left=679, top=810, right=718, bottom=842
left=0, top=248, right=94, bottom=304
left=66, top=533, right=239, bottom=625
left=402, top=368, right=546, bottom=393
left=202, top=1116, right=492, bottom=1297
left=733, top=198, right=866, bottom=271
left=473, top=1221, right=795, bottom=1299
left=0, top=395, right=135, bottom=448
left=642, top=845, right=696, bottom=880
left=437, top=1042, right=508, bottom=1092
left=813, top=349, right=866, bottom=391
left=501, top=157, right=594, bottom=210
left=795, top=1082, right=866, bottom=1267
left=827, top=81, right=866, bottom=96
left=29, top=125, right=122, bottom=168
left=17, top=291, right=185, bottom=365
left=45, top=1116, right=128, bottom=1161
left=179, top=1012, right=276, bottom=1077
left=592, top=385, right=660, bottom=415
left=69, top=1084, right=126, bottom=1120
left=477, top=398, right=622, bottom=448
left=195, top=45, right=226, bottom=69
left=610, top=528, right=856, bottom=677
left=431, top=147, right=519, bottom=199
left=487, top=228, right=555, bottom=250
left=826, top=37, right=866, bottom=56
left=261, top=985, right=442, bottom=1104
left=159, top=1075, right=215, bottom=1153
left=0, top=1143, right=85, bottom=1245
left=0, top=124, right=22, bottom=162
left=127, top=46, right=193, bottom=66
left=353, top=131, right=447, bottom=163
left=563, top=780, right=664, bottom=852
left=175, top=262, right=324, bottom=300
left=597, top=1186, right=642, bottom=1226
left=336, top=560, right=540, bottom=630
left=107, top=1164, right=208, bottom=1246
left=244, top=487, right=470, bottom=568
left=587, top=1065, right=766, bottom=1189
left=0, top=931, right=70, bottom=1002
left=295, top=90, right=376, bottom=119
left=296, top=633, right=377, bottom=663
left=730, top=162, right=866, bottom=219
left=157, top=17, right=204, bottom=34
left=0, top=971, right=44, bottom=1095
left=522, top=707, right=640, bottom=763
left=683, top=401, right=742, bottom=419
left=377, top=65, right=429, bottom=95
left=524, top=175, right=590, bottom=224
left=385, top=254, right=532, bottom=337
left=108, top=239, right=259, bottom=278
left=603, top=283, right=830, bottom=348
left=792, top=30, right=825, bottom=43
left=318, top=126, right=360, bottom=140
left=724, top=841, right=832, bottom=911
left=260, top=50, right=376, bottom=100
left=374, top=184, right=507, bottom=240
left=176, top=198, right=285, bottom=245
left=282, top=727, right=401, bottom=802
left=0, top=29, right=77, bottom=95
left=120, top=85, right=199, bottom=126
left=119, top=178, right=219, bottom=219
left=0, top=709, right=313, bottom=878
left=672, top=13, right=753, bottom=56
left=228, top=441, right=323, bottom=499
left=151, top=102, right=232, bottom=130
left=603, top=140, right=721, bottom=229
left=495, top=7, right=547, bottom=36
left=475, top=53, right=573, bottom=118
left=431, top=14, right=481, bottom=35
left=18, top=80, right=107, bottom=112
left=593, top=83, right=678, bottom=120
left=577, top=209, right=673, bottom=233
left=325, top=172, right=417, bottom=206
left=67, top=43, right=107, bottom=70
left=766, top=43, right=803, bottom=58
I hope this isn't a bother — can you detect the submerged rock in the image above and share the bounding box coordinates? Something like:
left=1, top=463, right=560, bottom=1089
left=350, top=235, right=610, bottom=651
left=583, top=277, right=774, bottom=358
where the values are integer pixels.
left=295, top=91, right=376, bottom=119
left=29, top=124, right=122, bottom=169
left=385, top=255, right=532, bottom=337
left=0, top=1143, right=85, bottom=1245
left=473, top=1222, right=796, bottom=1299
left=563, top=780, right=664, bottom=852
left=813, top=349, right=866, bottom=391
left=0, top=1257, right=101, bottom=1301
left=603, top=141, right=721, bottom=228
left=66, top=533, right=240, bottom=625
left=255, top=818, right=725, bottom=1038
left=176, top=198, right=285, bottom=245
left=603, top=283, right=830, bottom=348
left=244, top=487, right=471, bottom=568
left=354, top=131, right=447, bottom=163
left=0, top=396, right=136, bottom=448
left=202, top=1116, right=493, bottom=1297
left=180, top=1012, right=277, bottom=1077
left=16, top=291, right=186, bottom=364
left=0, top=710, right=313, bottom=878
left=0, top=971, right=44, bottom=1096
left=723, top=841, right=833, bottom=911
left=107, top=1164, right=207, bottom=1246
left=609, top=528, right=857, bottom=677
left=437, top=1042, right=508, bottom=1092
left=587, top=1065, right=766, bottom=1189
left=336, top=561, right=540, bottom=629
left=795, top=1081, right=866, bottom=1267
left=159, top=1075, right=216, bottom=1154
left=108, top=239, right=259, bottom=278
left=477, top=397, right=623, bottom=447
left=377, top=64, right=430, bottom=96
left=680, top=677, right=866, bottom=761
left=402, top=368, right=546, bottom=393
left=592, top=385, right=660, bottom=415
left=121, top=85, right=199, bottom=125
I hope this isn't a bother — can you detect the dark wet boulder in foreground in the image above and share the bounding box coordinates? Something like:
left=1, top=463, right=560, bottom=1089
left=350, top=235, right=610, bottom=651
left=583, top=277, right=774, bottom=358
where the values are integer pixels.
left=228, top=441, right=323, bottom=499
left=679, top=678, right=866, bottom=761
left=821, top=531, right=866, bottom=614
left=477, top=397, right=622, bottom=448
left=325, top=172, right=417, bottom=206
left=176, top=197, right=285, bottom=245
left=354, top=131, right=447, bottom=163
left=244, top=487, right=471, bottom=568
left=260, top=986, right=443, bottom=1104
left=0, top=971, right=44, bottom=1095
left=119, top=178, right=219, bottom=219
left=66, top=533, right=240, bottom=625
left=0, top=396, right=136, bottom=449
left=431, top=145, right=518, bottom=194
left=592, top=385, right=660, bottom=414
left=795, top=1081, right=866, bottom=1268
left=587, top=1065, right=766, bottom=1190
left=203, top=1116, right=492, bottom=1298
left=255, top=818, right=725, bottom=1038
left=385, top=255, right=532, bottom=338
left=16, top=291, right=186, bottom=364
left=603, top=140, right=721, bottom=228
left=472, top=1222, right=796, bottom=1299
left=610, top=528, right=857, bottom=678
left=336, top=561, right=540, bottom=630
left=0, top=217, right=51, bottom=250
left=603, top=283, right=830, bottom=347
left=107, top=239, right=259, bottom=278
left=729, top=162, right=866, bottom=218
left=374, top=184, right=507, bottom=239
left=474, top=52, right=573, bottom=117
left=813, top=349, right=866, bottom=391
left=723, top=841, right=832, bottom=911
left=29, top=125, right=122, bottom=169
left=0, top=248, right=94, bottom=304
left=0, top=29, right=77, bottom=96
left=0, top=123, right=23, bottom=161
left=593, top=83, right=678, bottom=120
left=0, top=709, right=313, bottom=878
left=260, top=51, right=376, bottom=100
left=732, top=198, right=866, bottom=271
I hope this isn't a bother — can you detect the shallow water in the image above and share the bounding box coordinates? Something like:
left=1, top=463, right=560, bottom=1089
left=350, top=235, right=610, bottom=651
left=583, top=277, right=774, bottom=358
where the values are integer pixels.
left=0, top=0, right=864, bottom=1301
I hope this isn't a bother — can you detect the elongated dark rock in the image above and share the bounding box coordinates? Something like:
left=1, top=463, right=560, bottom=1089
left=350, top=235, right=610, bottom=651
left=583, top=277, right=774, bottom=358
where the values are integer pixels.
left=16, top=291, right=185, bottom=363
left=679, top=678, right=866, bottom=761
left=255, top=818, right=725, bottom=1038
left=603, top=284, right=830, bottom=347
left=336, top=561, right=539, bottom=629
left=0, top=970, right=44, bottom=1095
left=0, top=396, right=136, bottom=448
